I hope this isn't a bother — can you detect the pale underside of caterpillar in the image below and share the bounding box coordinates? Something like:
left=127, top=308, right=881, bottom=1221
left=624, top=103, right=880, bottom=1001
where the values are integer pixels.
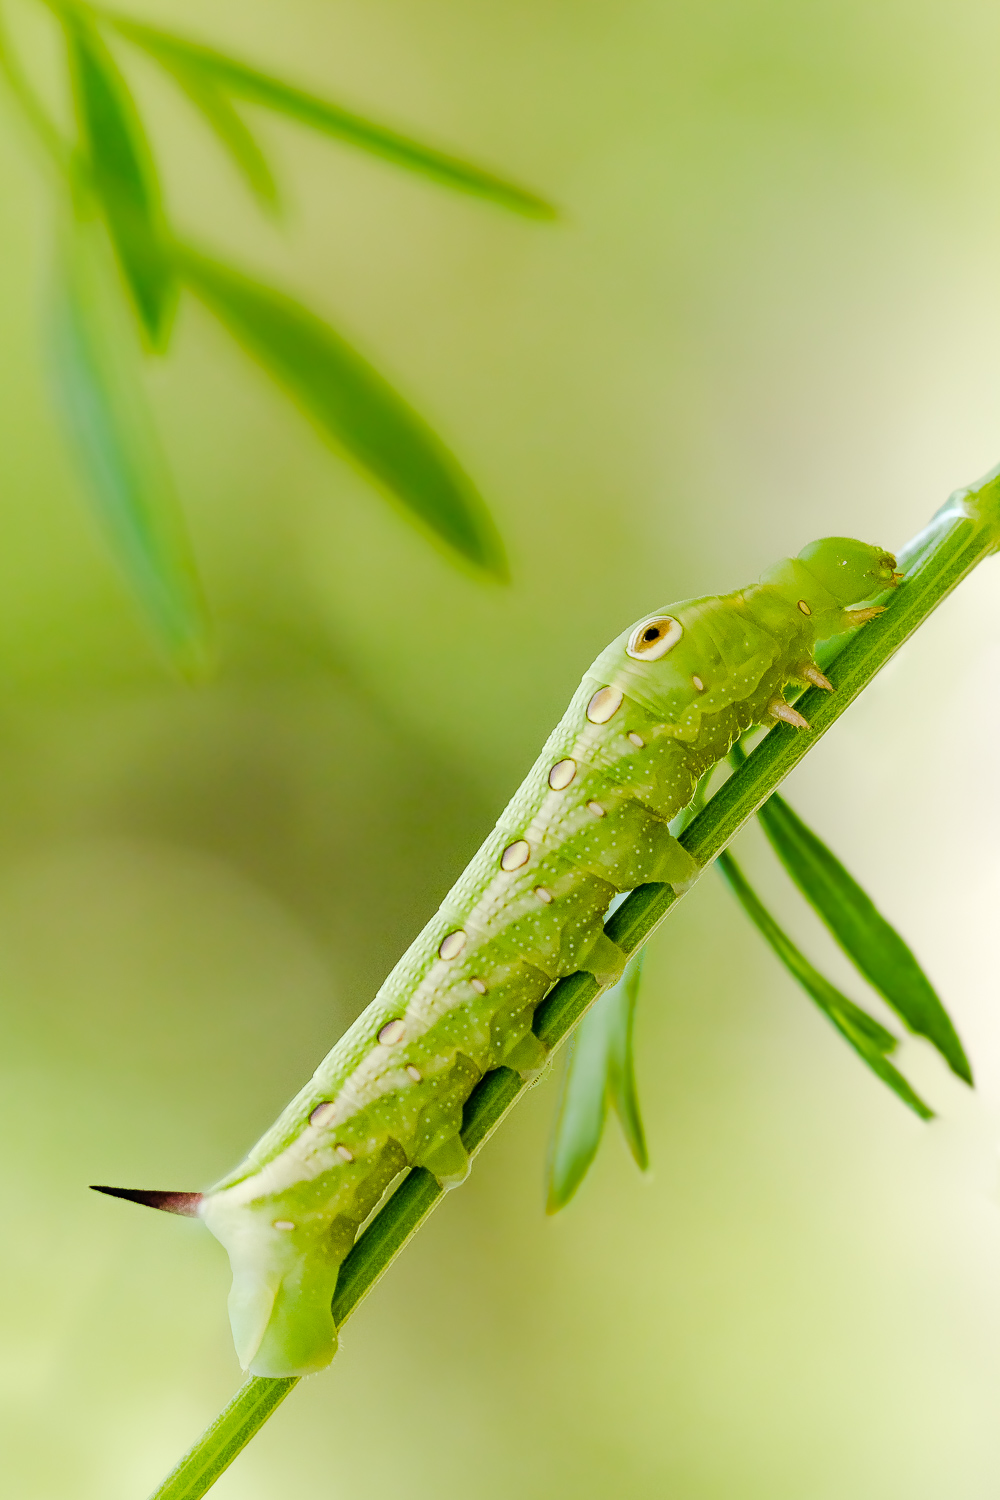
left=96, top=536, right=900, bottom=1377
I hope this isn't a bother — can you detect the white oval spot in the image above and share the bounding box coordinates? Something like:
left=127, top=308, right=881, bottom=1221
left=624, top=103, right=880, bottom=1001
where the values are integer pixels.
left=335, top=1144, right=354, bottom=1163
left=626, top=615, right=683, bottom=661
left=534, top=887, right=554, bottom=904
left=273, top=1220, right=295, bottom=1231
left=692, top=675, right=705, bottom=692
left=310, top=1101, right=336, bottom=1128
left=501, top=839, right=530, bottom=871
left=628, top=732, right=644, bottom=748
left=586, top=800, right=605, bottom=818
left=470, top=978, right=487, bottom=995
left=406, top=1065, right=422, bottom=1082
left=548, top=758, right=576, bottom=790
left=378, top=1018, right=406, bottom=1046
left=438, top=930, right=466, bottom=961
left=797, top=599, right=812, bottom=615
left=586, top=686, right=623, bottom=724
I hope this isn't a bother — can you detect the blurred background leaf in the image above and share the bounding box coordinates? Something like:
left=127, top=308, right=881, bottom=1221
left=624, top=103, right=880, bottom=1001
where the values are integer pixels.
left=104, top=11, right=557, bottom=218
left=49, top=209, right=208, bottom=672
left=154, top=57, right=278, bottom=212
left=62, top=8, right=176, bottom=348
left=177, top=246, right=509, bottom=579
left=27, top=0, right=537, bottom=641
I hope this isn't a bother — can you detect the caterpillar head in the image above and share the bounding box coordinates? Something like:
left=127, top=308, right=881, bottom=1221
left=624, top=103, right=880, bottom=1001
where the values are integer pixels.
left=797, top=538, right=900, bottom=606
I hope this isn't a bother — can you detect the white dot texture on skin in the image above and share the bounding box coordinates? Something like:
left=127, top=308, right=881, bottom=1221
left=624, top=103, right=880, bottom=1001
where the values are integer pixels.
left=439, top=930, right=466, bottom=961
left=378, top=1018, right=406, bottom=1045
left=273, top=1220, right=295, bottom=1231
left=501, top=840, right=530, bottom=871
left=548, top=758, right=576, bottom=789
left=587, top=686, right=623, bottom=724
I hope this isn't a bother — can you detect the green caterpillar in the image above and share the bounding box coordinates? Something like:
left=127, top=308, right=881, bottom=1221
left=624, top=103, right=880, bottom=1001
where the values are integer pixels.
left=96, top=536, right=900, bottom=1377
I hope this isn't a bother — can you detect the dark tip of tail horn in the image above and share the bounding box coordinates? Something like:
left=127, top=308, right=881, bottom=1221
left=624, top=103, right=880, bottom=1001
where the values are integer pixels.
left=90, top=1185, right=203, bottom=1217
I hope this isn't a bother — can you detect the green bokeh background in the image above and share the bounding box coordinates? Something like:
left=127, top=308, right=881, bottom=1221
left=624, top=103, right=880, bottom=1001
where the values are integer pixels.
left=2, top=1, right=1000, bottom=1495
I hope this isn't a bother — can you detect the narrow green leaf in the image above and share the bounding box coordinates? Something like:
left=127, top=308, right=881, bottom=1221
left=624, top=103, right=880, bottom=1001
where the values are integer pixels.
left=728, top=738, right=970, bottom=1087
left=176, top=247, right=508, bottom=579
left=609, top=953, right=649, bottom=1171
left=756, top=793, right=971, bottom=1085
left=62, top=11, right=175, bottom=347
left=103, top=13, right=556, bottom=219
left=716, top=851, right=933, bottom=1120
left=153, top=56, right=278, bottom=211
left=546, top=1024, right=608, bottom=1214
left=51, top=213, right=208, bottom=672
left=547, top=952, right=648, bottom=1213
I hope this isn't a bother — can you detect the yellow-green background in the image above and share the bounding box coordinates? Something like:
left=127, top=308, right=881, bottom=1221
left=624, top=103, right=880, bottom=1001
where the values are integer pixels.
left=2, top=0, right=1000, bottom=1494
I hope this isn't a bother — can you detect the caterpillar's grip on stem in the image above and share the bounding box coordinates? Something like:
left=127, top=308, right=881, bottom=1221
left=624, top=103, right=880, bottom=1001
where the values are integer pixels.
left=98, top=534, right=903, bottom=1379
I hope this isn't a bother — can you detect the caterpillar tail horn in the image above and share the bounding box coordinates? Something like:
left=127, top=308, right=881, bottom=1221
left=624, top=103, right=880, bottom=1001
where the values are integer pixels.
left=90, top=1185, right=204, bottom=1217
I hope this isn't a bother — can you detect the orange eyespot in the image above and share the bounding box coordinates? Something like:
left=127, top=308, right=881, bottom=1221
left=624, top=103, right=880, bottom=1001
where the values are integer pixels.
left=626, top=615, right=683, bottom=661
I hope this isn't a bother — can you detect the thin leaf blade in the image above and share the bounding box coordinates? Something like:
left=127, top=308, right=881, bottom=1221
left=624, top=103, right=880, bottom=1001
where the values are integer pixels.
left=757, top=793, right=971, bottom=1084
left=546, top=1026, right=609, bottom=1214
left=51, top=214, right=209, bottom=672
left=155, top=56, right=278, bottom=211
left=546, top=952, right=648, bottom=1214
left=607, top=952, right=649, bottom=1172
left=105, top=15, right=556, bottom=219
left=716, top=851, right=933, bottom=1120
left=177, top=247, right=508, bottom=579
left=62, top=12, right=175, bottom=347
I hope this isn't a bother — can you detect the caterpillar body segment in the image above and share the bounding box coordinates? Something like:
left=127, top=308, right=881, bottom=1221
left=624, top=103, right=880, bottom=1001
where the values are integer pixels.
left=103, top=536, right=899, bottom=1377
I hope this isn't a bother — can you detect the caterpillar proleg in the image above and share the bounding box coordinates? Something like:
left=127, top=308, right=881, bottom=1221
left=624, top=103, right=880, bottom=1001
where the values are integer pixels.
left=95, top=535, right=899, bottom=1377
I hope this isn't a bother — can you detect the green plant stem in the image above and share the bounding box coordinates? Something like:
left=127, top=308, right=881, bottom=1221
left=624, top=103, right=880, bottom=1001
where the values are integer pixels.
left=148, top=466, right=1000, bottom=1500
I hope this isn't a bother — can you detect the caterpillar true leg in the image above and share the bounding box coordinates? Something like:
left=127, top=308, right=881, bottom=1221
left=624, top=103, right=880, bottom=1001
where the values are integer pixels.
left=844, top=604, right=888, bottom=626
left=767, top=697, right=811, bottom=730
left=799, top=663, right=834, bottom=692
